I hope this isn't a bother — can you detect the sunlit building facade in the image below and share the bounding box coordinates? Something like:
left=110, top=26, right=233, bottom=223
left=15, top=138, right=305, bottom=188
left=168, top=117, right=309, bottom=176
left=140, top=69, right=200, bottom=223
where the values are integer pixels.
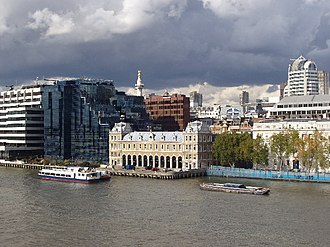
left=109, top=121, right=214, bottom=171
left=0, top=85, right=44, bottom=160
left=284, top=56, right=319, bottom=97
left=144, top=92, right=190, bottom=131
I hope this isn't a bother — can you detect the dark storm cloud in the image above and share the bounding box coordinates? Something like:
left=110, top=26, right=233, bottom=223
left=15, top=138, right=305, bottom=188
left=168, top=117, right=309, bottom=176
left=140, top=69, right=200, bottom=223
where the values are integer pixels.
left=0, top=0, right=329, bottom=89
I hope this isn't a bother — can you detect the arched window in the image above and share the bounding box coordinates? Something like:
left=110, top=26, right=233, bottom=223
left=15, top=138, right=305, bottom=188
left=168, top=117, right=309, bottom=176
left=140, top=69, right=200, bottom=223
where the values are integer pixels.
left=122, top=155, right=126, bottom=166
left=155, top=156, right=159, bottom=167
left=172, top=156, right=177, bottom=169
left=166, top=156, right=170, bottom=168
left=138, top=155, right=142, bottom=167
left=160, top=156, right=165, bottom=168
left=143, top=155, right=148, bottom=167
left=149, top=155, right=153, bottom=167
left=178, top=156, right=182, bottom=169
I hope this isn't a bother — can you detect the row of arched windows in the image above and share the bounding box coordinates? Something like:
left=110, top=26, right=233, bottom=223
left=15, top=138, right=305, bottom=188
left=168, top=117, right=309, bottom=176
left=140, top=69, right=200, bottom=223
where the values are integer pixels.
left=122, top=154, right=183, bottom=169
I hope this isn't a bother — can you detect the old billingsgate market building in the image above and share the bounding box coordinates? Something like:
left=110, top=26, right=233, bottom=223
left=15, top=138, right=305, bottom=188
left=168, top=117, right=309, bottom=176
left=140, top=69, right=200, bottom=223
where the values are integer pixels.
left=109, top=121, right=214, bottom=171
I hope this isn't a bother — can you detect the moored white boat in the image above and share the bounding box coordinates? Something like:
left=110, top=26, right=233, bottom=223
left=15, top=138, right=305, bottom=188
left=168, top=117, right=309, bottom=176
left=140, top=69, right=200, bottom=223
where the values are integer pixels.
left=38, top=166, right=111, bottom=183
left=200, top=182, right=270, bottom=195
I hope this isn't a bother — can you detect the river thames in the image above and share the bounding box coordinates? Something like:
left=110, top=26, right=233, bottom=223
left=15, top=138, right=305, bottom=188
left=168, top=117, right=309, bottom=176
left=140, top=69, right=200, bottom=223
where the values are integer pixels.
left=1, top=167, right=330, bottom=247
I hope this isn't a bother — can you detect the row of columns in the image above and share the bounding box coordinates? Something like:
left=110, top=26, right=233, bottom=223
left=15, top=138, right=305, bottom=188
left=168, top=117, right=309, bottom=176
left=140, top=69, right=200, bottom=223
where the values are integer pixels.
left=122, top=154, right=183, bottom=169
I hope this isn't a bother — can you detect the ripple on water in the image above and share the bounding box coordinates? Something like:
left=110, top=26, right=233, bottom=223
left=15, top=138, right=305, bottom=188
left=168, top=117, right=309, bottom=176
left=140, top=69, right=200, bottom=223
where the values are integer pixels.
left=0, top=169, right=330, bottom=247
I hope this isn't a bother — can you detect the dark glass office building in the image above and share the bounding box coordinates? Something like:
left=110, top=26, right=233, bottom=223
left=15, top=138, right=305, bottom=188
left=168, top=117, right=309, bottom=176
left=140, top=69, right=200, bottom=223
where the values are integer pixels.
left=43, top=78, right=118, bottom=163
left=43, top=78, right=149, bottom=163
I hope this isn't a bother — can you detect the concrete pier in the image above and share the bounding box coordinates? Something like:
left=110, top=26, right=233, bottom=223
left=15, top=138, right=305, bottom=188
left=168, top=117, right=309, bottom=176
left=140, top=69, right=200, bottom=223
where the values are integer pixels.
left=0, top=160, right=42, bottom=169
left=106, top=168, right=206, bottom=180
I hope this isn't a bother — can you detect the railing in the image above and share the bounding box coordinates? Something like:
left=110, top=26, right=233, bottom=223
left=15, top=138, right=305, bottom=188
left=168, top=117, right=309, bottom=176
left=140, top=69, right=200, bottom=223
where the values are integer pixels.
left=207, top=166, right=330, bottom=182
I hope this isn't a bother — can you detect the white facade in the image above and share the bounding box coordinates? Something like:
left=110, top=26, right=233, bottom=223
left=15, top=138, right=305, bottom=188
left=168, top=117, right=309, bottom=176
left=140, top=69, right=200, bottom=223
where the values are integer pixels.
left=284, top=56, right=319, bottom=97
left=0, top=85, right=44, bottom=160
left=252, top=119, right=330, bottom=141
left=194, top=105, right=221, bottom=119
left=109, top=121, right=214, bottom=171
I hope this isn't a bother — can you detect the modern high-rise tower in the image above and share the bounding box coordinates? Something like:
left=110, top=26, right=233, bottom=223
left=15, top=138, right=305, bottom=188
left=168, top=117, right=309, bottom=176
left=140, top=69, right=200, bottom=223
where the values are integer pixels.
left=284, top=56, right=319, bottom=97
left=190, top=91, right=203, bottom=108
left=318, top=70, right=329, bottom=95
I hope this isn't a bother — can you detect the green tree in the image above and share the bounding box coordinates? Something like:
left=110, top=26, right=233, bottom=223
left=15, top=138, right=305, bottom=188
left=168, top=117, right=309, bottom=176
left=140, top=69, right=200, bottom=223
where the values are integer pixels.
left=239, top=132, right=254, bottom=167
left=253, top=135, right=269, bottom=169
left=269, top=130, right=299, bottom=171
left=212, top=132, right=241, bottom=167
left=270, top=132, right=288, bottom=170
left=212, top=132, right=254, bottom=168
left=297, top=130, right=327, bottom=172
left=287, top=129, right=300, bottom=159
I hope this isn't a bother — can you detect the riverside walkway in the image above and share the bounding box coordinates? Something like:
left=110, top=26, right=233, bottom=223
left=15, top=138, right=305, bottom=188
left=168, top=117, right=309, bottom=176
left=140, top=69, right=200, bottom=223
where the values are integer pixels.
left=0, top=160, right=42, bottom=169
left=207, top=166, right=330, bottom=183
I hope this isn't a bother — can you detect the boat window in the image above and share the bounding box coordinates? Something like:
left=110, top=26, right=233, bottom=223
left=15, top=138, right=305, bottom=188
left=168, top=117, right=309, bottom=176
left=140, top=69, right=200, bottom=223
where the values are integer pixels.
left=50, top=173, right=55, bottom=176
left=66, top=175, right=71, bottom=177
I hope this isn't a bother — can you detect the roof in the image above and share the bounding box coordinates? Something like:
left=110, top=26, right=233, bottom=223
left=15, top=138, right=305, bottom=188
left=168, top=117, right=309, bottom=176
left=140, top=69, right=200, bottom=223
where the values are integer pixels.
left=289, top=56, right=317, bottom=72
left=258, top=118, right=330, bottom=124
left=278, top=95, right=330, bottom=104
left=123, top=131, right=183, bottom=142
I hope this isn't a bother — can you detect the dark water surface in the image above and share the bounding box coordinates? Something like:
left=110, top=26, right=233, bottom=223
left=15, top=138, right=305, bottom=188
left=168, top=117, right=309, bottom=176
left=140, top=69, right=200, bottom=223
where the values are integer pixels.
left=1, top=167, right=330, bottom=247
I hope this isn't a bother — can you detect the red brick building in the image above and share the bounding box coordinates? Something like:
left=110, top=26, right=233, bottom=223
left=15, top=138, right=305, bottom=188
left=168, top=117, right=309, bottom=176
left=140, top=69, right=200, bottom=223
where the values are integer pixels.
left=144, top=92, right=190, bottom=131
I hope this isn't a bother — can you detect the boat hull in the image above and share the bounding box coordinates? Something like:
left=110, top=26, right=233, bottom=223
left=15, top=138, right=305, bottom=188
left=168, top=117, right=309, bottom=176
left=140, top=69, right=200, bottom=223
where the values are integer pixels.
left=200, top=183, right=270, bottom=195
left=39, top=175, right=111, bottom=183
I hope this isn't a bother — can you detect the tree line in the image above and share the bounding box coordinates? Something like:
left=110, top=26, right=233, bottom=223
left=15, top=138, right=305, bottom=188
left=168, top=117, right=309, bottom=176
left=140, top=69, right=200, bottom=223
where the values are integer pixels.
left=212, top=130, right=330, bottom=172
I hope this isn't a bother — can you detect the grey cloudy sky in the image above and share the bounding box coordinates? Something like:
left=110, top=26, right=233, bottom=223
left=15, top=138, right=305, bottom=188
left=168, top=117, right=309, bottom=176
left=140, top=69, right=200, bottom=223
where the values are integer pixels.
left=0, top=0, right=330, bottom=95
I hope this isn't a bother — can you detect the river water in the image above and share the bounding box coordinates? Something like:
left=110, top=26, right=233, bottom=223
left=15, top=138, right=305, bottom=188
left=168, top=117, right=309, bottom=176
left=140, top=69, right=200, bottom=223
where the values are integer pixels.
left=1, top=167, right=330, bottom=247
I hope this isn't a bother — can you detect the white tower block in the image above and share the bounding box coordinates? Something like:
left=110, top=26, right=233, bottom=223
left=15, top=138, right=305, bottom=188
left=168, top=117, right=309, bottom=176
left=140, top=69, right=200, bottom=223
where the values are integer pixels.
left=135, top=70, right=144, bottom=96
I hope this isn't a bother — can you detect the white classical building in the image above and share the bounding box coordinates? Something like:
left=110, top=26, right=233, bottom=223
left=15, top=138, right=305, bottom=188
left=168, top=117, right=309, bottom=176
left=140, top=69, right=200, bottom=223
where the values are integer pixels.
left=252, top=118, right=330, bottom=170
left=109, top=121, right=214, bottom=171
left=252, top=118, right=330, bottom=141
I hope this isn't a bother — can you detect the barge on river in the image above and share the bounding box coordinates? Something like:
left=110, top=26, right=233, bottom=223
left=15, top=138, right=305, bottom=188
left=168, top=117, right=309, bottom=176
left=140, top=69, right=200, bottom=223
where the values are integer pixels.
left=200, top=182, right=270, bottom=195
left=38, top=166, right=111, bottom=183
